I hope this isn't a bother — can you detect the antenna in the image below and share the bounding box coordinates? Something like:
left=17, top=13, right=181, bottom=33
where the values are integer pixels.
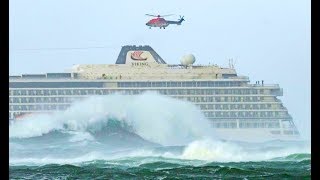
left=231, top=58, right=234, bottom=69
left=228, top=58, right=234, bottom=69
left=233, top=58, right=237, bottom=69
left=227, top=58, right=236, bottom=69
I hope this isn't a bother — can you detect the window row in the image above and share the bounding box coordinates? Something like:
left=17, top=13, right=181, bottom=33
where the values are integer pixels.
left=10, top=89, right=107, bottom=96
left=9, top=88, right=268, bottom=96
left=9, top=97, right=77, bottom=103
left=198, top=103, right=280, bottom=110
left=182, top=96, right=272, bottom=103
left=210, top=120, right=281, bottom=128
left=158, top=89, right=267, bottom=95
left=10, top=104, right=70, bottom=111
left=9, top=97, right=279, bottom=107
left=239, top=121, right=280, bottom=128
left=9, top=96, right=279, bottom=105
left=204, top=111, right=288, bottom=118
left=118, top=81, right=242, bottom=87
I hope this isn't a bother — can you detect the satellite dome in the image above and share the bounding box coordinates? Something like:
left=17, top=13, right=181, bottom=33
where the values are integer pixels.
left=180, top=54, right=196, bottom=66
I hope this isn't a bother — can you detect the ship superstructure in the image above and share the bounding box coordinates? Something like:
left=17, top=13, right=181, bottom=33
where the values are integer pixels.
left=9, top=45, right=300, bottom=142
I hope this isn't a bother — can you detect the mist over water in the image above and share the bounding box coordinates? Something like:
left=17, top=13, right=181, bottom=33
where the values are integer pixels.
left=9, top=92, right=310, bottom=178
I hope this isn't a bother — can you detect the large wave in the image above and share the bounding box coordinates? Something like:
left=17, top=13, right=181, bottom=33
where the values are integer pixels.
left=9, top=92, right=310, bottom=165
left=9, top=92, right=214, bottom=146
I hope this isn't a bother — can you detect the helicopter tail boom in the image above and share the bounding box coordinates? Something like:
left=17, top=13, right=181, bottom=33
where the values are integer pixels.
left=167, top=16, right=185, bottom=25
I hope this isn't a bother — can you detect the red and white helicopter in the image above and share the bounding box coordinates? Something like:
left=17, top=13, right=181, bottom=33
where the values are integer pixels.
left=145, top=14, right=185, bottom=29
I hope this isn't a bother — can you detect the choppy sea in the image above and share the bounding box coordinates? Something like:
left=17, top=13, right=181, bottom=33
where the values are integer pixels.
left=9, top=93, right=311, bottom=179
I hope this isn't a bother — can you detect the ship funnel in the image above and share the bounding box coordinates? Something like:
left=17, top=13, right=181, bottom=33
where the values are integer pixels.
left=115, top=45, right=167, bottom=64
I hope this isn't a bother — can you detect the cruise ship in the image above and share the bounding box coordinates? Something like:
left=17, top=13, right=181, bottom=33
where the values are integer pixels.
left=9, top=45, right=300, bottom=142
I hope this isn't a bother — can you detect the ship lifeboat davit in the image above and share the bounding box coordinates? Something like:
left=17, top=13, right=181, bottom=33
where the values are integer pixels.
left=180, top=54, right=196, bottom=66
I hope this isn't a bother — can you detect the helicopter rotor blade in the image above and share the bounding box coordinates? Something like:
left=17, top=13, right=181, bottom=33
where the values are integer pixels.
left=145, top=14, right=176, bottom=18
left=145, top=14, right=158, bottom=17
left=161, top=14, right=175, bottom=17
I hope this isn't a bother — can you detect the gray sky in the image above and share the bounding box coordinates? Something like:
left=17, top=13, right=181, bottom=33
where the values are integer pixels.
left=9, top=0, right=310, bottom=140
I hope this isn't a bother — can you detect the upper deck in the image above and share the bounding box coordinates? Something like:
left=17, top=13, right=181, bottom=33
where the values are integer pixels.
left=10, top=45, right=241, bottom=81
left=72, top=45, right=239, bottom=80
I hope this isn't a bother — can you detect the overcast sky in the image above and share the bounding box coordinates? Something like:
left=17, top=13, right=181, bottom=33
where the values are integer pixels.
left=9, top=0, right=310, bottom=140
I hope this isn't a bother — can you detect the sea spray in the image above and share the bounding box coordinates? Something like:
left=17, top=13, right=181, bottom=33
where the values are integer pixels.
left=9, top=113, right=64, bottom=138
left=10, top=92, right=215, bottom=145
left=180, top=138, right=311, bottom=162
left=181, top=139, right=245, bottom=161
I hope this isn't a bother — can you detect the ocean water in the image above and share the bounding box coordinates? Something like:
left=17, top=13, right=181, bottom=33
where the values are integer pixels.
left=9, top=93, right=311, bottom=179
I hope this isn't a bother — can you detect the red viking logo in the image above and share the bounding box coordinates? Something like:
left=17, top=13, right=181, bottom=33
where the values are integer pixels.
left=131, top=51, right=147, bottom=61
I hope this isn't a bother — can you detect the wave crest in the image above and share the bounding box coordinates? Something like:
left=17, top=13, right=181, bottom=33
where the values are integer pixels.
left=9, top=92, right=214, bottom=146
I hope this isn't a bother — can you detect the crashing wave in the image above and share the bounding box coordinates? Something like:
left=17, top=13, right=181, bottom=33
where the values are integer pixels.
left=9, top=92, right=214, bottom=146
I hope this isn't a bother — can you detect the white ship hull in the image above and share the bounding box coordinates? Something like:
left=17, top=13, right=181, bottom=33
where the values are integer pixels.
left=214, top=128, right=300, bottom=142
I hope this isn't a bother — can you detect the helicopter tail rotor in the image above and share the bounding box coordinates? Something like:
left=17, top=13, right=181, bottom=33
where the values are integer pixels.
left=177, top=15, right=185, bottom=24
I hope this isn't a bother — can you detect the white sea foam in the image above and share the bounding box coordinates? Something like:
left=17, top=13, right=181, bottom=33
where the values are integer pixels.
left=68, top=131, right=95, bottom=142
left=9, top=92, right=214, bottom=145
left=9, top=113, right=64, bottom=138
left=180, top=139, right=311, bottom=162
left=9, top=139, right=311, bottom=165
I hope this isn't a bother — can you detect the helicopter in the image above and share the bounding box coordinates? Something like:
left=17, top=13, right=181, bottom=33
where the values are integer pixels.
left=145, top=14, right=185, bottom=29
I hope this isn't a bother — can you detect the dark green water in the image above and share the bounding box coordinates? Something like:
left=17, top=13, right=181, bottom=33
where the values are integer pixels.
left=10, top=154, right=310, bottom=179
